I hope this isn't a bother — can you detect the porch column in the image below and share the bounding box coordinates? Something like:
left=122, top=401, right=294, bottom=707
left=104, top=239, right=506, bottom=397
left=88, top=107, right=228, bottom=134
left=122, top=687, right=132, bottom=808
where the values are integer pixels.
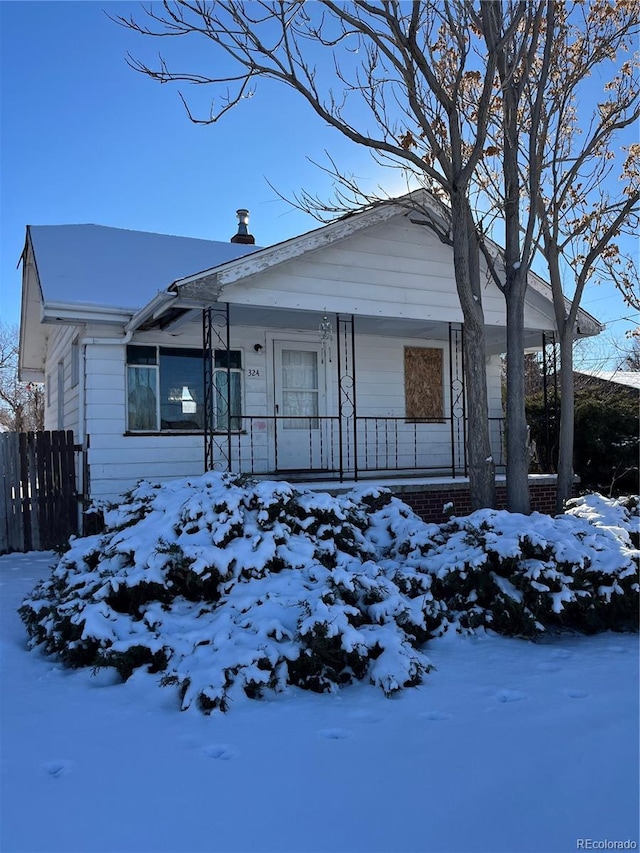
left=448, top=322, right=467, bottom=477
left=202, top=304, right=232, bottom=472
left=336, top=314, right=357, bottom=482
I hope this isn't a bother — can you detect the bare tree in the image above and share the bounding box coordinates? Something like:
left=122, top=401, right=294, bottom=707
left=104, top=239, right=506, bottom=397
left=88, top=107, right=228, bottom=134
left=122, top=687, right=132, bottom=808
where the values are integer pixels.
left=0, top=321, right=44, bottom=432
left=530, top=3, right=639, bottom=509
left=472, top=1, right=639, bottom=510
left=621, top=332, right=640, bottom=371
left=113, top=0, right=544, bottom=510
left=475, top=1, right=555, bottom=514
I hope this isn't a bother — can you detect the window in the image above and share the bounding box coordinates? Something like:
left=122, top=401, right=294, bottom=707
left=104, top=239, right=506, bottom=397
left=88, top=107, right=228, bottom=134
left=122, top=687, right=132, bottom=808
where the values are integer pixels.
left=71, top=338, right=80, bottom=388
left=127, top=346, right=159, bottom=431
left=57, top=360, right=65, bottom=430
left=404, top=347, right=444, bottom=421
left=126, top=345, right=243, bottom=432
left=214, top=350, right=243, bottom=431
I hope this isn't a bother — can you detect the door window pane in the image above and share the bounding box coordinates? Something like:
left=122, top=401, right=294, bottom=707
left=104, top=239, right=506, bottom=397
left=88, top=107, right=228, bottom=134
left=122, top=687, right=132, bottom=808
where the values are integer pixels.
left=282, top=350, right=318, bottom=429
left=282, top=349, right=318, bottom=389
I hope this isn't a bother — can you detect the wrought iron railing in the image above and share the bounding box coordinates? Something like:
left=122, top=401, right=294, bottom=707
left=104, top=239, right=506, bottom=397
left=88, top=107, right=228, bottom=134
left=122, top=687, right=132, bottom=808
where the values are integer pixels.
left=207, top=414, right=506, bottom=481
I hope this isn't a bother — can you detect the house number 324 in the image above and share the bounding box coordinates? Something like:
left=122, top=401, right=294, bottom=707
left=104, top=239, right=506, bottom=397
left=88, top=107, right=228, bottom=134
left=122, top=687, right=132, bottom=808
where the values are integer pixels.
left=247, top=368, right=260, bottom=377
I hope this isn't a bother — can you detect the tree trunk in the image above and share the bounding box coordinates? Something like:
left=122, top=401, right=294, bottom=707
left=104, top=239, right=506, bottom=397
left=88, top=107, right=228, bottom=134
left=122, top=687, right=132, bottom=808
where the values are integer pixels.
left=556, top=328, right=575, bottom=512
left=464, top=313, right=497, bottom=509
left=451, top=193, right=496, bottom=510
left=505, top=284, right=531, bottom=513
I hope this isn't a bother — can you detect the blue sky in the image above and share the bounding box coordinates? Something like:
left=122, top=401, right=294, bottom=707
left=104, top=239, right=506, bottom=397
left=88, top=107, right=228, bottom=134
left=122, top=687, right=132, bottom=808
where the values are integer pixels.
left=1, top=1, right=637, bottom=366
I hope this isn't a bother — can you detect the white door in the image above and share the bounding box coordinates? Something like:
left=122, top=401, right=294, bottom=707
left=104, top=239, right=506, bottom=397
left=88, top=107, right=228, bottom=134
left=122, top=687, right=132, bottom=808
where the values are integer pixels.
left=273, top=342, right=327, bottom=471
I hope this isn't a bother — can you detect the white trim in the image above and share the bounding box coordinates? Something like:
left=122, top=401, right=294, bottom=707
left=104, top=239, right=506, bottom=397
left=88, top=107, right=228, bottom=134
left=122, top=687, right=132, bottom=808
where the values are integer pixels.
left=125, top=291, right=177, bottom=333
left=42, top=301, right=132, bottom=325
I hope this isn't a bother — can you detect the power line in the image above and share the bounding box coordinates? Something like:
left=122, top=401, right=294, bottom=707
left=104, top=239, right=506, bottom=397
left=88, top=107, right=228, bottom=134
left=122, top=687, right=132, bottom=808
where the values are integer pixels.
left=602, top=314, right=640, bottom=326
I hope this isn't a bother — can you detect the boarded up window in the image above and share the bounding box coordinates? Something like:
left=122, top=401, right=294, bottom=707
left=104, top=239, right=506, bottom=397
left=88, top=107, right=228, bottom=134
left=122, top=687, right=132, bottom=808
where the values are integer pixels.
left=404, top=347, right=443, bottom=421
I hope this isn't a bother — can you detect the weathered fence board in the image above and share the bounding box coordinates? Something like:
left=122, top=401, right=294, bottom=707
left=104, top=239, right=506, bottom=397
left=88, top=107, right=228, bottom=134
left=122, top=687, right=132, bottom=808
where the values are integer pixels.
left=0, top=430, right=78, bottom=554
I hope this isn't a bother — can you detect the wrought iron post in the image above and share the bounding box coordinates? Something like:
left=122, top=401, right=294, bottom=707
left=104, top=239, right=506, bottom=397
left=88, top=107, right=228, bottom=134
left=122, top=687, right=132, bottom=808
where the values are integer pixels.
left=202, top=304, right=231, bottom=472
left=448, top=322, right=466, bottom=477
left=336, top=315, right=357, bottom=482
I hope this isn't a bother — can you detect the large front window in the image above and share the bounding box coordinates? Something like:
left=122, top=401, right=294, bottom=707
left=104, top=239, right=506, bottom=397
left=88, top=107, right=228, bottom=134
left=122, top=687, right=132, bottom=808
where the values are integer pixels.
left=126, top=346, right=243, bottom=432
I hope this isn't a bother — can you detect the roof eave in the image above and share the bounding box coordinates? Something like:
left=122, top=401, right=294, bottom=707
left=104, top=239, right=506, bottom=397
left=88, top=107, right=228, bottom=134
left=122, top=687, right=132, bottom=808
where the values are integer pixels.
left=42, top=301, right=133, bottom=325
left=125, top=290, right=177, bottom=333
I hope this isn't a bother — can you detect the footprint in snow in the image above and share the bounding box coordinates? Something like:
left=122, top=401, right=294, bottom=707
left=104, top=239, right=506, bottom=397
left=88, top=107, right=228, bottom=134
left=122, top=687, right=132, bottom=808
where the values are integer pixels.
left=496, top=689, right=527, bottom=703
left=420, top=710, right=450, bottom=721
left=549, top=649, right=571, bottom=660
left=42, top=760, right=73, bottom=778
left=202, top=744, right=238, bottom=760
left=566, top=689, right=589, bottom=699
left=536, top=662, right=562, bottom=673
left=178, top=734, right=200, bottom=749
left=347, top=709, right=383, bottom=724
left=318, top=727, right=351, bottom=740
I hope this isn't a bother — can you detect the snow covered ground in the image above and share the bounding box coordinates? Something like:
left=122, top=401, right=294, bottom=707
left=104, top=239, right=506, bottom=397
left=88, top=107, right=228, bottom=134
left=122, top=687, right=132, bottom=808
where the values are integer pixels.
left=1, top=549, right=638, bottom=853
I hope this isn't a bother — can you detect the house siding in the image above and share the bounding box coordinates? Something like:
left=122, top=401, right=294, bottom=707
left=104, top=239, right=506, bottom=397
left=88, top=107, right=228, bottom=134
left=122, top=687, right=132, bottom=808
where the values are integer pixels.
left=43, top=324, right=82, bottom=436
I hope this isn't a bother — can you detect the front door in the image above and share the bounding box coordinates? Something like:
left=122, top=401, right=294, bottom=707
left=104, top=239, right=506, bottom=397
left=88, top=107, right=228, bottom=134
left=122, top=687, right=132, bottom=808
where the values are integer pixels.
left=273, top=342, right=327, bottom=471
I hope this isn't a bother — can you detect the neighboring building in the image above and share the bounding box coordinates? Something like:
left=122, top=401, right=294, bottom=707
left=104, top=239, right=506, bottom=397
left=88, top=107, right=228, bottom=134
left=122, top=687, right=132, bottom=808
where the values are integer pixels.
left=574, top=370, right=640, bottom=394
left=18, top=195, right=602, bottom=517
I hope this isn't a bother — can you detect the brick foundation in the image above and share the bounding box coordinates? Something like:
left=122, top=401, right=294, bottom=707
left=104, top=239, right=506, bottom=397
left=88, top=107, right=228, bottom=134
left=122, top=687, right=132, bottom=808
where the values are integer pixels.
left=390, top=476, right=561, bottom=524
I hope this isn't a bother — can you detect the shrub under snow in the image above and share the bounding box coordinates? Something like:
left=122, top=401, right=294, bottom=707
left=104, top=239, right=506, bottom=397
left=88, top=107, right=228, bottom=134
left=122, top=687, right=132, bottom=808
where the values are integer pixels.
left=20, top=475, right=443, bottom=711
left=382, top=499, right=639, bottom=637
left=19, top=475, right=638, bottom=712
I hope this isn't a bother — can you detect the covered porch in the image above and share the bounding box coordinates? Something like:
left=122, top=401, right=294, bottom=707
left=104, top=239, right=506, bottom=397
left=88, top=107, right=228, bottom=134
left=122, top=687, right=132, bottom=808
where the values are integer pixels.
left=202, top=303, right=479, bottom=482
left=133, top=298, right=560, bottom=485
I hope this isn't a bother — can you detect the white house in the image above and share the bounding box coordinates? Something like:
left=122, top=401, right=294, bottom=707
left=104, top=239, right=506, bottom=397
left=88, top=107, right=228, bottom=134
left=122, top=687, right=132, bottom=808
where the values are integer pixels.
left=18, top=195, right=602, bottom=514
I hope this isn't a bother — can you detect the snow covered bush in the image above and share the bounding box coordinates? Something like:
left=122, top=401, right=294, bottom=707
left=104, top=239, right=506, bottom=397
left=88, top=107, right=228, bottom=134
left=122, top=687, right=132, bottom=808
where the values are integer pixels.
left=19, top=474, right=442, bottom=711
left=565, top=493, right=639, bottom=550
left=19, top=476, right=638, bottom=713
left=383, top=501, right=639, bottom=637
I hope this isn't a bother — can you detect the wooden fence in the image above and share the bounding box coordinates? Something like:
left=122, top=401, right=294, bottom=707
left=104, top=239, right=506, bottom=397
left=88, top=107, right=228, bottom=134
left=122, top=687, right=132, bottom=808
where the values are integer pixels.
left=0, top=430, right=78, bottom=554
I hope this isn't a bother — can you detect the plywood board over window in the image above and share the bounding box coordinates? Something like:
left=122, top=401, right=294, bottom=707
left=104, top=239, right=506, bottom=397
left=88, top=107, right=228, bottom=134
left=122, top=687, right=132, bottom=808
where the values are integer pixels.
left=404, top=347, right=444, bottom=421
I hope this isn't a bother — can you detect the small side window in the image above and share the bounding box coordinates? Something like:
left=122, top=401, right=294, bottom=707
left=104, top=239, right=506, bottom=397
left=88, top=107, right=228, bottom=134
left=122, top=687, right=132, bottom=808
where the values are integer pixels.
left=214, top=350, right=243, bottom=431
left=57, top=360, right=65, bottom=430
left=71, top=338, right=80, bottom=388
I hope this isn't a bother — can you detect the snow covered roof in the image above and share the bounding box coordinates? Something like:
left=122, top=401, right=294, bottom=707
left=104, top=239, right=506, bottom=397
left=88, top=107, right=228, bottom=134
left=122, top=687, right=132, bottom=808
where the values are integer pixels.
left=28, top=224, right=261, bottom=312
left=576, top=369, right=640, bottom=391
